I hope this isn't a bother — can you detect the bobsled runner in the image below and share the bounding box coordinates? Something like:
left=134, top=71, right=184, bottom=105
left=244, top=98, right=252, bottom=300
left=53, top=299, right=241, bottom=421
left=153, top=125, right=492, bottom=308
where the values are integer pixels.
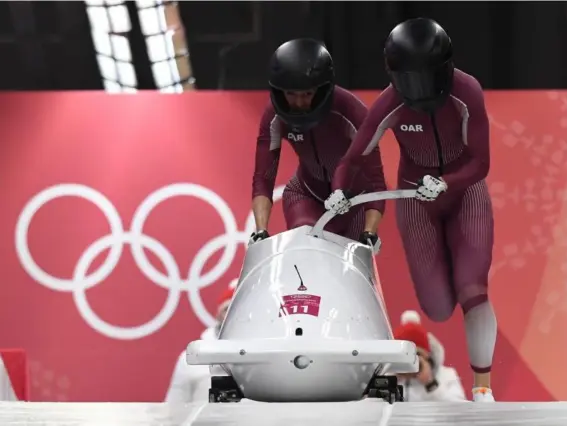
left=186, top=190, right=419, bottom=404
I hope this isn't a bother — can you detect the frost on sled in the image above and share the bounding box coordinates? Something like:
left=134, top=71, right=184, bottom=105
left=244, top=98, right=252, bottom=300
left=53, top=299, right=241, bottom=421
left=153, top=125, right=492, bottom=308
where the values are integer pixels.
left=186, top=190, right=419, bottom=404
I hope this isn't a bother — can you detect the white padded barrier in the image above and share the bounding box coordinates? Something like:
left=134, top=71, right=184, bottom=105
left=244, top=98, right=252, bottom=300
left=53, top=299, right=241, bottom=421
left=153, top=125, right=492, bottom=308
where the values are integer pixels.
left=0, top=401, right=566, bottom=425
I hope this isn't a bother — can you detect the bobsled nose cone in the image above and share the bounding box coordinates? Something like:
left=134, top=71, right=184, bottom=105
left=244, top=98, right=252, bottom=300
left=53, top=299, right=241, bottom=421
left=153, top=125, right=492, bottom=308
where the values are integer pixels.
left=293, top=355, right=312, bottom=369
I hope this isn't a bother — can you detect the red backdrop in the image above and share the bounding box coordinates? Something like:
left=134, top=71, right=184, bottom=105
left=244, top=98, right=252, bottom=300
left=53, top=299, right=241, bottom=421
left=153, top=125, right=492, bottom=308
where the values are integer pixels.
left=0, top=90, right=566, bottom=402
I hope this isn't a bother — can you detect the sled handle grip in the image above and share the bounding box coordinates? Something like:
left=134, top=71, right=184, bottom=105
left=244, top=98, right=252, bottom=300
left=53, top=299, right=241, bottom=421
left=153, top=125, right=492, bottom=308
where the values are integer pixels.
left=309, top=189, right=417, bottom=239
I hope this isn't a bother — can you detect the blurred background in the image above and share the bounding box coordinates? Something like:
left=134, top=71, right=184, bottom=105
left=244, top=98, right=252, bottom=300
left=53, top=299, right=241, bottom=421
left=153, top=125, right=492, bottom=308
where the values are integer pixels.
left=0, top=0, right=566, bottom=406
left=1, top=0, right=566, bottom=92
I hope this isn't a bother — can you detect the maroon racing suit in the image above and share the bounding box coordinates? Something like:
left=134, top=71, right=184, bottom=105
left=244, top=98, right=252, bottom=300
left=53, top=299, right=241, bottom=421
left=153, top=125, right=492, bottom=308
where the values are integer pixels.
left=333, top=69, right=494, bottom=321
left=252, top=86, right=385, bottom=240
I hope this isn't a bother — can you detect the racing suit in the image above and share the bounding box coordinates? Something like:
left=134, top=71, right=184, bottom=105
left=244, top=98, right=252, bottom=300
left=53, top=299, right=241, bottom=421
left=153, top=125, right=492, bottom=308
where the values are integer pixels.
left=332, top=69, right=496, bottom=374
left=252, top=86, right=385, bottom=240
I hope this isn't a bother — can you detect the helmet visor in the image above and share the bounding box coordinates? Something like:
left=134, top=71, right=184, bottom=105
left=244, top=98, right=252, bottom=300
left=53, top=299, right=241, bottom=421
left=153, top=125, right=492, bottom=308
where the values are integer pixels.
left=390, top=62, right=452, bottom=102
left=271, top=83, right=332, bottom=114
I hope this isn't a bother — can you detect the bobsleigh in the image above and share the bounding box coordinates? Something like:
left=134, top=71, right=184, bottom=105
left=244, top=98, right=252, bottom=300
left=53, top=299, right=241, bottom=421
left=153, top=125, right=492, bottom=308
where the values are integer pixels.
left=186, top=190, right=419, bottom=404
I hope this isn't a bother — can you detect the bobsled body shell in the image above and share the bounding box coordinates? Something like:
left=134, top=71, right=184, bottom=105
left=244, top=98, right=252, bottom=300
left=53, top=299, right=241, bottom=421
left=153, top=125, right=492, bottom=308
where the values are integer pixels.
left=217, top=226, right=395, bottom=402
left=220, top=226, right=392, bottom=340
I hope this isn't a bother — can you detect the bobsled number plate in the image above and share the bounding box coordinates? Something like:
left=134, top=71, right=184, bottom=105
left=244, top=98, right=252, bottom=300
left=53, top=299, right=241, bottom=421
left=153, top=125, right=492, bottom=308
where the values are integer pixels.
left=279, top=294, right=321, bottom=317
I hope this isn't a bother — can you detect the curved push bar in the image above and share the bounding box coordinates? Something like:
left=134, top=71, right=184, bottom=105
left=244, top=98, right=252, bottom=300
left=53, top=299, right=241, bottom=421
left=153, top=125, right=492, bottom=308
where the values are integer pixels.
left=309, top=189, right=417, bottom=239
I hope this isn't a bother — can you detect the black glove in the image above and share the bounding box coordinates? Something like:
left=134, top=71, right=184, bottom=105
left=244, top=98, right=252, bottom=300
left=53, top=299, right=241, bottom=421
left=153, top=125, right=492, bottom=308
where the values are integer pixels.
left=249, top=229, right=269, bottom=245
left=359, top=231, right=378, bottom=247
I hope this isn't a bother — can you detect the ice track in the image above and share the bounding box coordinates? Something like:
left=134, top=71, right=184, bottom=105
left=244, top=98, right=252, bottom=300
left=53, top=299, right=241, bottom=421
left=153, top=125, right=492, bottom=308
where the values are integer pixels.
left=1, top=401, right=567, bottom=425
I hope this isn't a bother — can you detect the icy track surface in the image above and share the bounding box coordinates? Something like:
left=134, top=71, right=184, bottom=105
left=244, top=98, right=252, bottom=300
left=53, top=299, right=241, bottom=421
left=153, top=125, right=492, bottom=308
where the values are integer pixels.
left=1, top=401, right=567, bottom=425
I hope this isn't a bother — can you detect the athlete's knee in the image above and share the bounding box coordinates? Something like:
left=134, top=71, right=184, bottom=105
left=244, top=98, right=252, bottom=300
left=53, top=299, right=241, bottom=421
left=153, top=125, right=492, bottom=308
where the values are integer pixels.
left=460, top=294, right=488, bottom=314
left=283, top=197, right=322, bottom=230
left=410, top=266, right=456, bottom=322
left=420, top=301, right=456, bottom=323
left=289, top=217, right=319, bottom=230
left=455, top=280, right=489, bottom=314
left=285, top=207, right=317, bottom=229
left=415, top=282, right=457, bottom=322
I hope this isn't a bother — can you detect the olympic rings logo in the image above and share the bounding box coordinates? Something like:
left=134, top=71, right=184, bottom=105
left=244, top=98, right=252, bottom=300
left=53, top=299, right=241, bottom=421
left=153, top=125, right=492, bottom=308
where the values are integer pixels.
left=14, top=183, right=284, bottom=341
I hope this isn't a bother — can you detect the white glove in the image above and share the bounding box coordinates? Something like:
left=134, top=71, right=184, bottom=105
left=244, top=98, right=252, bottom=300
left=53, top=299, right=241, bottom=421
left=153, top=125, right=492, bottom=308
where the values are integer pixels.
left=415, top=175, right=447, bottom=202
left=324, top=189, right=351, bottom=215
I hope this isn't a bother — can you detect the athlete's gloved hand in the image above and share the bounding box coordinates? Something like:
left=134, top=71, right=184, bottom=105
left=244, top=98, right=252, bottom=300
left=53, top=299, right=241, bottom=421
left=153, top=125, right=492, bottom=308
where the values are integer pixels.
left=324, top=189, right=351, bottom=215
left=416, top=175, right=447, bottom=202
left=249, top=229, right=269, bottom=246
left=359, top=231, right=382, bottom=255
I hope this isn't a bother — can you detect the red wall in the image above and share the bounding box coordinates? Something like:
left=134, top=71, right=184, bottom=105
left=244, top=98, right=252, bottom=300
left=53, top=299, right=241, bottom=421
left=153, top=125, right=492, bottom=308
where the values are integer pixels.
left=0, top=90, right=565, bottom=401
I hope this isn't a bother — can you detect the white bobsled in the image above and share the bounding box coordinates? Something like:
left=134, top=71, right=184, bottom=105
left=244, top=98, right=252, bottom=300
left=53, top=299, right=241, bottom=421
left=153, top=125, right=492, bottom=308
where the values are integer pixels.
left=186, top=190, right=419, bottom=404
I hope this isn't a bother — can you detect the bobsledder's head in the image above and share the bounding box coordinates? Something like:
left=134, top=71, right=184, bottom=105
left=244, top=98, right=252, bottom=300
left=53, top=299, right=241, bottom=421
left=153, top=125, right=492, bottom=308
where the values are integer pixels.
left=384, top=17, right=454, bottom=113
left=268, top=38, right=335, bottom=132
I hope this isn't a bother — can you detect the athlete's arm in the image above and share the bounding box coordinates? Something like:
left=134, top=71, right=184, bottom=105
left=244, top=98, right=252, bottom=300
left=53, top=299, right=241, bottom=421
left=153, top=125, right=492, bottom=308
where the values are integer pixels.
left=333, top=87, right=400, bottom=217
left=335, top=89, right=385, bottom=232
left=252, top=106, right=282, bottom=231
left=252, top=196, right=272, bottom=231
left=442, top=76, right=490, bottom=191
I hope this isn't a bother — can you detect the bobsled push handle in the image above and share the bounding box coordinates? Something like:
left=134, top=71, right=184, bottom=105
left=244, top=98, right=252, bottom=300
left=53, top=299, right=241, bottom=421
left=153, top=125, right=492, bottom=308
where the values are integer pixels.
left=309, top=189, right=417, bottom=239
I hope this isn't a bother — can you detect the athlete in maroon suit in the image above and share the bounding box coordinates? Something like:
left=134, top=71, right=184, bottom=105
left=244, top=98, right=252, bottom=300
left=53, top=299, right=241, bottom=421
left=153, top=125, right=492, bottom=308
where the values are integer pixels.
left=250, top=38, right=384, bottom=248
left=325, top=19, right=497, bottom=402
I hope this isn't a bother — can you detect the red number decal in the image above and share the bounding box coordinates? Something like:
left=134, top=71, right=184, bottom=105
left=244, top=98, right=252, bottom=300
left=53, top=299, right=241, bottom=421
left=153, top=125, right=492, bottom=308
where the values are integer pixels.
left=278, top=294, right=321, bottom=317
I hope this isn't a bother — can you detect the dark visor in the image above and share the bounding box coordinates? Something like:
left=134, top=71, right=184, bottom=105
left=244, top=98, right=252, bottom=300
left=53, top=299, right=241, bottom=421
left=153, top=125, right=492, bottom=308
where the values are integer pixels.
left=272, top=83, right=331, bottom=114
left=390, top=70, right=439, bottom=101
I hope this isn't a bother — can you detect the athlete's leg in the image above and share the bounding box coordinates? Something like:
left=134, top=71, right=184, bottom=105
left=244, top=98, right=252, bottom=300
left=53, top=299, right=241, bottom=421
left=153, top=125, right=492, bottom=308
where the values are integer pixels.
left=341, top=207, right=365, bottom=241
left=283, top=177, right=364, bottom=240
left=282, top=177, right=325, bottom=229
left=445, top=180, right=497, bottom=396
left=396, top=198, right=457, bottom=322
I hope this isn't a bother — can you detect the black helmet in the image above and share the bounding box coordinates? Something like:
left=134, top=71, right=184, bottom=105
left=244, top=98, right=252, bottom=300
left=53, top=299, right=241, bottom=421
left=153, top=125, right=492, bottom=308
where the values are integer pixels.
left=268, top=38, right=335, bottom=132
left=384, top=18, right=454, bottom=112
